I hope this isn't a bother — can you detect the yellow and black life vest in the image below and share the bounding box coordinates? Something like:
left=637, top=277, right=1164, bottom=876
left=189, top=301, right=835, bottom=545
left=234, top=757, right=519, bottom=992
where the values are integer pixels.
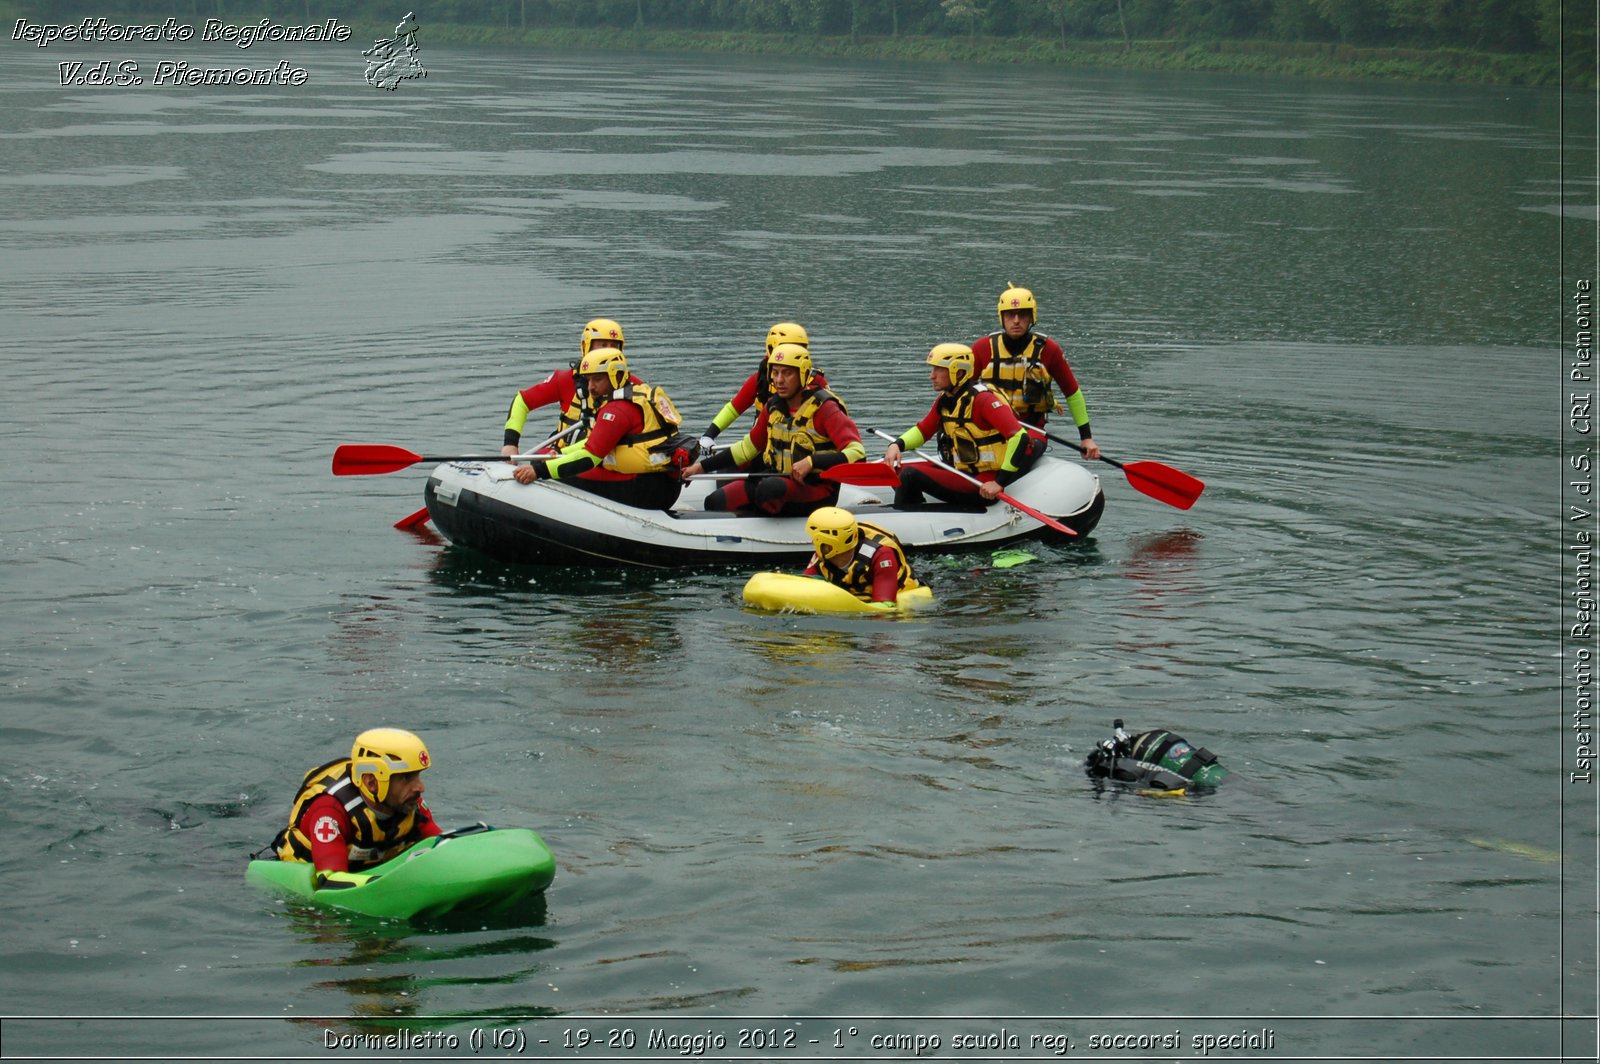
left=600, top=381, right=683, bottom=475
left=274, top=757, right=428, bottom=870
left=817, top=522, right=918, bottom=601
left=983, top=331, right=1061, bottom=418
left=762, top=386, right=847, bottom=475
left=936, top=380, right=1010, bottom=475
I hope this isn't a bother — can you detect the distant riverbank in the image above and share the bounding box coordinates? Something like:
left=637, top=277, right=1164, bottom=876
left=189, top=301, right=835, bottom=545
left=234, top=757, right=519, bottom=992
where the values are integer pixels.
left=412, top=25, right=1568, bottom=88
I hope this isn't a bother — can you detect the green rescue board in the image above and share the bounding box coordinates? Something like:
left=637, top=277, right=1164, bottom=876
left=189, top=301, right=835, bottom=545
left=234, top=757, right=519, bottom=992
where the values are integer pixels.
left=246, top=827, right=555, bottom=921
left=742, top=572, right=934, bottom=615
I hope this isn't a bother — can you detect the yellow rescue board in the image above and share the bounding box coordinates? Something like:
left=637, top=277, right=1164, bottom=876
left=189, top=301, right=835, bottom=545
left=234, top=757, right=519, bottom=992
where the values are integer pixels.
left=742, top=572, right=934, bottom=615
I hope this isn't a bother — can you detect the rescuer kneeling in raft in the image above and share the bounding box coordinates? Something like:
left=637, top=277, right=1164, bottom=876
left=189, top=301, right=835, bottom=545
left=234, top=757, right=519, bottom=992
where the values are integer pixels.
left=514, top=345, right=686, bottom=511
left=803, top=506, right=921, bottom=606
left=680, top=343, right=866, bottom=517
left=269, top=728, right=442, bottom=889
left=880, top=342, right=1043, bottom=511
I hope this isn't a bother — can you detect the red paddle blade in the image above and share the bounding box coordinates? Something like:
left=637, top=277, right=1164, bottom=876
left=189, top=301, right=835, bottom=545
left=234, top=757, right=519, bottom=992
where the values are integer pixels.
left=332, top=444, right=424, bottom=476
left=998, top=491, right=1077, bottom=537
left=821, top=461, right=900, bottom=487
left=394, top=507, right=432, bottom=529
left=1121, top=460, right=1205, bottom=510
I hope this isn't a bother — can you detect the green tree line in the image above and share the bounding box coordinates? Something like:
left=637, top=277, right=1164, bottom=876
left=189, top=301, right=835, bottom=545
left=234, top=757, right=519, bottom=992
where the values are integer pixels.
left=11, top=0, right=1592, bottom=84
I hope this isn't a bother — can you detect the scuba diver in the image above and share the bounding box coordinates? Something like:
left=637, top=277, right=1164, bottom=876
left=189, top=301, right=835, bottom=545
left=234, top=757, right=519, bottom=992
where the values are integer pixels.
left=1084, top=719, right=1228, bottom=794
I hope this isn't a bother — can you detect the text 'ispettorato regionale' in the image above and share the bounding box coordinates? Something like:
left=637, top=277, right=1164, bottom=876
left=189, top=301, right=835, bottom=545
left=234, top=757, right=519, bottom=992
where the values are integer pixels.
left=11, top=17, right=352, bottom=49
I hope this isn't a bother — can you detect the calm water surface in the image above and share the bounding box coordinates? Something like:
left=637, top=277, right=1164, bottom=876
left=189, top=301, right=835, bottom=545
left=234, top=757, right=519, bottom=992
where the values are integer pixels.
left=0, top=39, right=1592, bottom=1062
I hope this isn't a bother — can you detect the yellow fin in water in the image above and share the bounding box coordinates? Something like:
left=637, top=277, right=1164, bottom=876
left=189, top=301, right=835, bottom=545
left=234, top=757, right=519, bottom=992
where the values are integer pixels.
left=1467, top=838, right=1561, bottom=864
left=991, top=549, right=1037, bottom=569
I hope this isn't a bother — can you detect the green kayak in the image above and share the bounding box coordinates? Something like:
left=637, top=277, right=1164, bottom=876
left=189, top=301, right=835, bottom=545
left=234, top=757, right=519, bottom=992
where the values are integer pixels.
left=246, top=827, right=555, bottom=920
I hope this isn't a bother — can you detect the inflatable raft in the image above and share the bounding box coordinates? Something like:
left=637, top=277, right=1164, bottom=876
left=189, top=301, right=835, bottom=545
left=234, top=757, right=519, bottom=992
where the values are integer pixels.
left=245, top=826, right=555, bottom=920
left=742, top=571, right=934, bottom=615
left=423, top=454, right=1102, bottom=568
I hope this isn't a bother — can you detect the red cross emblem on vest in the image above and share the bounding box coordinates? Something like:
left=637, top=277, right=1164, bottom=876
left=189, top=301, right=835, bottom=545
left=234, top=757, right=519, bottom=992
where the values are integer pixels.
left=313, top=815, right=341, bottom=844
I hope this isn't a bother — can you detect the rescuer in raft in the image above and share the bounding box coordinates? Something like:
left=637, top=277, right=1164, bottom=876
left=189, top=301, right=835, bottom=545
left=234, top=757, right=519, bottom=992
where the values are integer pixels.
left=512, top=343, right=686, bottom=510
left=270, top=728, right=442, bottom=888
left=679, top=342, right=866, bottom=517
left=683, top=322, right=830, bottom=460
left=500, top=318, right=641, bottom=455
left=974, top=283, right=1100, bottom=459
left=803, top=506, right=920, bottom=605
left=880, top=342, right=1043, bottom=510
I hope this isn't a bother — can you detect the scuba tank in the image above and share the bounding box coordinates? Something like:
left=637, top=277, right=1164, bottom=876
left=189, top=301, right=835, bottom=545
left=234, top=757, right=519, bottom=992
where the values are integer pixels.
left=1084, top=719, right=1228, bottom=792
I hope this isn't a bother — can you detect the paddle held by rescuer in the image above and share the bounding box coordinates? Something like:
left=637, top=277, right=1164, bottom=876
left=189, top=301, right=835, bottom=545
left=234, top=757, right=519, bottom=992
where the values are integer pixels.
left=803, top=506, right=921, bottom=605
left=270, top=728, right=442, bottom=889
left=881, top=342, right=1044, bottom=510
left=975, top=283, right=1100, bottom=460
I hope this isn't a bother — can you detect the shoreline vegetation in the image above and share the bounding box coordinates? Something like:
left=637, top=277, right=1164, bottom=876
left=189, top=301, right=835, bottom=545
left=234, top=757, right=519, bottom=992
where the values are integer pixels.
left=4, top=2, right=1588, bottom=88
left=418, top=24, right=1572, bottom=87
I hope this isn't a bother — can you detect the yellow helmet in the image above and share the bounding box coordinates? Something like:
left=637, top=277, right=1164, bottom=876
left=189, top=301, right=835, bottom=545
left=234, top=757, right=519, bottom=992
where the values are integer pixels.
left=766, top=341, right=812, bottom=384
left=996, top=282, right=1037, bottom=325
left=578, top=346, right=630, bottom=390
left=350, top=727, right=430, bottom=805
left=926, top=342, right=975, bottom=389
left=580, top=318, right=625, bottom=359
left=765, top=322, right=810, bottom=356
left=806, top=506, right=859, bottom=561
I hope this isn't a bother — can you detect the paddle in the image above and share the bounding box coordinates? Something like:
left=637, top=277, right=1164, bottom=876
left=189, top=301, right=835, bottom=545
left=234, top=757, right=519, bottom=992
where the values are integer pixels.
left=337, top=425, right=583, bottom=477
left=335, top=445, right=522, bottom=476
left=686, top=461, right=900, bottom=488
left=436, top=821, right=492, bottom=842
left=1023, top=425, right=1203, bottom=511
left=871, top=429, right=1076, bottom=537
left=349, top=426, right=585, bottom=528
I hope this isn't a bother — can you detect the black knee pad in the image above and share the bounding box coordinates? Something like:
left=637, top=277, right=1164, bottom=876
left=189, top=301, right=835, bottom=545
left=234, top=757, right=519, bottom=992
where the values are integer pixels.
left=750, top=476, right=789, bottom=507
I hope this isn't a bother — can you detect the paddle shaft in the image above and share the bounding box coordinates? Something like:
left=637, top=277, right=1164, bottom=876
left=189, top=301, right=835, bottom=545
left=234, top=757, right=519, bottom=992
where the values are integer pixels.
left=1027, top=425, right=1119, bottom=467
left=685, top=461, right=899, bottom=488
left=338, top=424, right=584, bottom=477
left=377, top=427, right=585, bottom=528
left=872, top=429, right=1076, bottom=537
